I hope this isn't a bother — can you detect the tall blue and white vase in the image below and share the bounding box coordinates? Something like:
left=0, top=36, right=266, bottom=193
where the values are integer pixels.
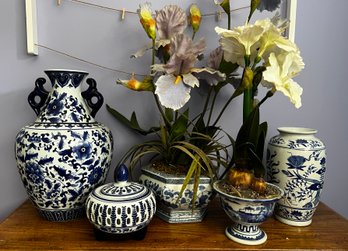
left=267, top=127, right=326, bottom=226
left=15, top=69, right=113, bottom=221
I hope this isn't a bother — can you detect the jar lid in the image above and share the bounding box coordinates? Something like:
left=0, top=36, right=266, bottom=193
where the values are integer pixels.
left=90, top=164, right=152, bottom=202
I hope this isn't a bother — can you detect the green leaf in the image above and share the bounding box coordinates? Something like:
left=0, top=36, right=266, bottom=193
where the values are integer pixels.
left=256, top=121, right=267, bottom=161
left=165, top=108, right=174, bottom=122
left=106, top=104, right=159, bottom=135
left=176, top=158, right=199, bottom=204
left=218, top=59, right=239, bottom=77
left=160, top=124, right=168, bottom=148
left=234, top=107, right=260, bottom=162
left=170, top=109, right=189, bottom=141
left=193, top=116, right=205, bottom=134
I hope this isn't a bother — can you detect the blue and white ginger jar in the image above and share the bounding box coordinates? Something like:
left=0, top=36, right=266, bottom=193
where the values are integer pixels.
left=267, top=127, right=326, bottom=226
left=86, top=164, right=156, bottom=234
left=15, top=69, right=113, bottom=221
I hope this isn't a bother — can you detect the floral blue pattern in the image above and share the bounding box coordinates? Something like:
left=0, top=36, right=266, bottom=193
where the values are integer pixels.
left=139, top=165, right=213, bottom=223
left=15, top=70, right=113, bottom=221
left=267, top=128, right=326, bottom=226
left=25, top=162, right=44, bottom=184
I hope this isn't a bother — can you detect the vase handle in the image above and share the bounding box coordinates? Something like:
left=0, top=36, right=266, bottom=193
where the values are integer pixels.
left=81, top=78, right=104, bottom=118
left=28, top=77, right=49, bottom=115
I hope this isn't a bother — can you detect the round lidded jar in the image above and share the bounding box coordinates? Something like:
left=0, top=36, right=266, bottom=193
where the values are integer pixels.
left=86, top=164, right=156, bottom=235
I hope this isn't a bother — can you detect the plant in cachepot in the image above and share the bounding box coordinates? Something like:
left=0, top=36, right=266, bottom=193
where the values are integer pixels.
left=107, top=3, right=232, bottom=223
left=211, top=0, right=305, bottom=245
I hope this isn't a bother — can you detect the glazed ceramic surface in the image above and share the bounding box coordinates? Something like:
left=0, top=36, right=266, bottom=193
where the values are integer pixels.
left=86, top=165, right=156, bottom=234
left=213, top=181, right=283, bottom=245
left=15, top=70, right=113, bottom=221
left=139, top=165, right=213, bottom=223
left=267, top=127, right=326, bottom=226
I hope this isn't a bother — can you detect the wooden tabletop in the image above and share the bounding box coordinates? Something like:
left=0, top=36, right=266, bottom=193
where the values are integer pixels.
left=0, top=199, right=347, bottom=250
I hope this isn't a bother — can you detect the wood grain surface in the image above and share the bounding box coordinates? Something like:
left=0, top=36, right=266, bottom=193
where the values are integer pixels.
left=0, top=198, right=347, bottom=250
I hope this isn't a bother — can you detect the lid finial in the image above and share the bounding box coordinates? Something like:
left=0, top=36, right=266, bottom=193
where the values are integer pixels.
left=116, top=164, right=129, bottom=182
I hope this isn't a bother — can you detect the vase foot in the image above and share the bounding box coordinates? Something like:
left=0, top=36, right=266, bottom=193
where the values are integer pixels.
left=225, top=224, right=267, bottom=245
left=275, top=214, right=312, bottom=226
left=156, top=204, right=207, bottom=223
left=93, top=227, right=148, bottom=241
left=38, top=207, right=85, bottom=221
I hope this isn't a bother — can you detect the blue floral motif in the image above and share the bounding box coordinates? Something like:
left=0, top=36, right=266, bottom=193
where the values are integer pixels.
left=25, top=162, right=44, bottom=184
left=88, top=167, right=103, bottom=185
left=73, top=142, right=92, bottom=160
left=287, top=155, right=307, bottom=170
left=46, top=97, right=64, bottom=116
left=267, top=132, right=326, bottom=225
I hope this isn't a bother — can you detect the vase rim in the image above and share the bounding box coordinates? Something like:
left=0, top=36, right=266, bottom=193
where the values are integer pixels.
left=44, top=69, right=89, bottom=74
left=277, top=127, right=317, bottom=135
left=213, top=180, right=284, bottom=203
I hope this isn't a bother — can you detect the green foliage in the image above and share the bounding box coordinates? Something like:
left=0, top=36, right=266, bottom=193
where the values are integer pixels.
left=106, top=104, right=159, bottom=135
left=233, top=107, right=267, bottom=178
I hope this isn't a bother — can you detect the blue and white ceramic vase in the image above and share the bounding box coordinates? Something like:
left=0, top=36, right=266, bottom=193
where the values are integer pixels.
left=267, top=127, right=326, bottom=226
left=213, top=181, right=283, bottom=245
left=139, top=164, right=213, bottom=223
left=15, top=69, right=113, bottom=221
left=86, top=164, right=156, bottom=235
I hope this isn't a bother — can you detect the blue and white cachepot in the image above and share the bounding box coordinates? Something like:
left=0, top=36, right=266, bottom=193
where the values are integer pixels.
left=213, top=181, right=283, bottom=245
left=267, top=127, right=326, bottom=226
left=86, top=164, right=156, bottom=234
left=139, top=164, right=213, bottom=223
left=15, top=69, right=113, bottom=221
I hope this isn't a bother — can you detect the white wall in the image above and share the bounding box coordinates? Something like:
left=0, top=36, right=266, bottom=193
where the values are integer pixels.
left=1, top=0, right=347, bottom=220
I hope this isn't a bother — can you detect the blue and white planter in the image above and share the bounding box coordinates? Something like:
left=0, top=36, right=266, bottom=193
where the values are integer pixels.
left=139, top=165, right=213, bottom=223
left=213, top=181, right=283, bottom=245
left=86, top=164, right=156, bottom=235
left=267, top=127, right=326, bottom=226
left=15, top=69, right=113, bottom=221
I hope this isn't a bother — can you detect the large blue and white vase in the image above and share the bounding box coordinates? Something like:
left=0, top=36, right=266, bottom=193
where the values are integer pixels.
left=86, top=164, right=156, bottom=236
left=139, top=164, right=213, bottom=223
left=15, top=69, right=113, bottom=221
left=213, top=180, right=283, bottom=245
left=267, top=127, right=326, bottom=226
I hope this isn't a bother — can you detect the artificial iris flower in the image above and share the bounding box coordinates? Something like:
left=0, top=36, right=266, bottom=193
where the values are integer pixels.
left=138, top=2, right=156, bottom=40
left=262, top=52, right=304, bottom=108
left=255, top=19, right=298, bottom=59
left=257, top=0, right=281, bottom=12
left=153, top=34, right=225, bottom=110
left=155, top=5, right=187, bottom=48
left=215, top=24, right=264, bottom=66
left=117, top=76, right=154, bottom=92
left=132, top=5, right=187, bottom=59
left=189, top=4, right=201, bottom=33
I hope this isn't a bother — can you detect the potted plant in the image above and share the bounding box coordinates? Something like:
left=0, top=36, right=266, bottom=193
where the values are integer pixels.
left=212, top=0, right=304, bottom=245
left=107, top=3, right=231, bottom=223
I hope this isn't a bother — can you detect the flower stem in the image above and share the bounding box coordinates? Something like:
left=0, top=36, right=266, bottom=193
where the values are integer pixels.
left=228, top=11, right=231, bottom=30
left=256, top=90, right=274, bottom=108
left=212, top=92, right=236, bottom=127
left=243, top=88, right=253, bottom=122
left=151, top=39, right=155, bottom=66
left=153, top=93, right=171, bottom=129
left=192, top=31, right=196, bottom=41
left=207, top=89, right=219, bottom=126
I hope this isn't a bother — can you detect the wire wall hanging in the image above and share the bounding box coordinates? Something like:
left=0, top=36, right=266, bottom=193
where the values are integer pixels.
left=25, top=0, right=297, bottom=76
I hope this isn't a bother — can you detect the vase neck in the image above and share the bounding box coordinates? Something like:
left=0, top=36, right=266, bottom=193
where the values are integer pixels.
left=277, top=127, right=317, bottom=137
left=35, top=70, right=95, bottom=124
